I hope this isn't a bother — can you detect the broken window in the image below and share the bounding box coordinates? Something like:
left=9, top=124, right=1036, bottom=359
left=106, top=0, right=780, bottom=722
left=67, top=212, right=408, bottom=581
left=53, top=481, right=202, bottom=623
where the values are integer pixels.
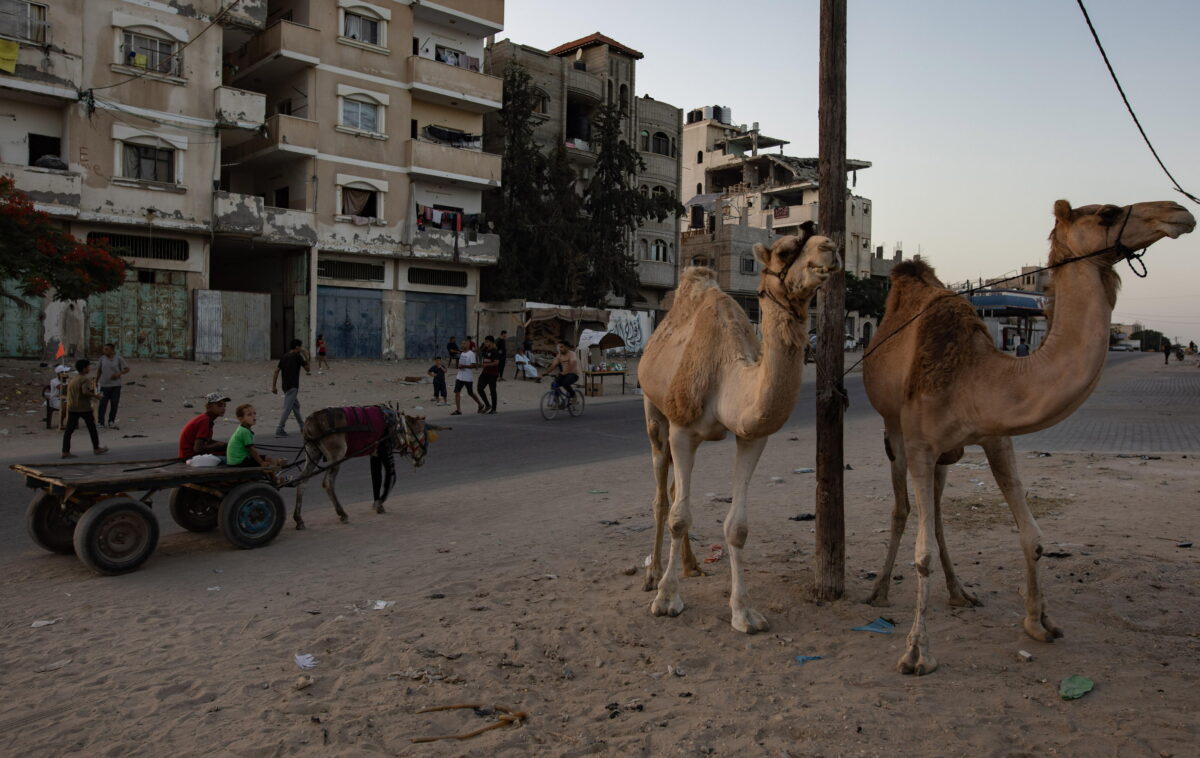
left=651, top=132, right=670, bottom=156
left=27, top=133, right=60, bottom=167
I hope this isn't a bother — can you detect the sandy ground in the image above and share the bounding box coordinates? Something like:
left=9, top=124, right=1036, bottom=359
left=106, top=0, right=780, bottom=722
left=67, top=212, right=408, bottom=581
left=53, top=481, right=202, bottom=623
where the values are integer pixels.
left=1, top=355, right=1198, bottom=757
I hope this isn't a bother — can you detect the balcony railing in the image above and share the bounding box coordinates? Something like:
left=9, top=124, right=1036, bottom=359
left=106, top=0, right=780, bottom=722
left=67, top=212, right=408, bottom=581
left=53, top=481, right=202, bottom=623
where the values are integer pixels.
left=406, top=139, right=500, bottom=187
left=407, top=55, right=501, bottom=112
left=2, top=163, right=80, bottom=215
left=215, top=86, right=266, bottom=129
left=222, top=114, right=318, bottom=165
left=226, top=20, right=319, bottom=84
left=637, top=259, right=677, bottom=288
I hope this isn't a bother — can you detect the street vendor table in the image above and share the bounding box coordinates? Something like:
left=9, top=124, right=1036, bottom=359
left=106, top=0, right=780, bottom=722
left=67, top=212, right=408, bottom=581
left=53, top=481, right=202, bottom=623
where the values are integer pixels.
left=584, top=370, right=626, bottom=395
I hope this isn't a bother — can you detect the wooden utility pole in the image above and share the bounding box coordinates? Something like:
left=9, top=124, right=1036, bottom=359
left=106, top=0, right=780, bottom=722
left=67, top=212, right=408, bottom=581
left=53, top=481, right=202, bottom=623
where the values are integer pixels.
left=814, top=0, right=847, bottom=600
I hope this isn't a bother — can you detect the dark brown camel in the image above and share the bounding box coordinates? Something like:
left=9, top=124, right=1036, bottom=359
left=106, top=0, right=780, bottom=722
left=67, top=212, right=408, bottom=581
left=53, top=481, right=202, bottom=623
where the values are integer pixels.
left=291, top=404, right=432, bottom=529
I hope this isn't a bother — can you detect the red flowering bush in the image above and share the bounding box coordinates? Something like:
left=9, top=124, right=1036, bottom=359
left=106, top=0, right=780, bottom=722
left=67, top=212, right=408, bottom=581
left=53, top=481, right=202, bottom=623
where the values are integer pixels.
left=1, top=175, right=127, bottom=302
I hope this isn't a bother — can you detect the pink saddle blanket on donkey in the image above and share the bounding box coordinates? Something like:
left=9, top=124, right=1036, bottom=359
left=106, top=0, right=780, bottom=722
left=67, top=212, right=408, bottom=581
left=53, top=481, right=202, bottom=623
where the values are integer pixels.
left=341, top=406, right=387, bottom=457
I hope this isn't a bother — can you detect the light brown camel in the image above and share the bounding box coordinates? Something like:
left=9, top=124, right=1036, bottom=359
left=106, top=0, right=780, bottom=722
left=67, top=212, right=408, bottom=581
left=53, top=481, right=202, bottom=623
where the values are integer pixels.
left=638, top=227, right=840, bottom=632
left=863, top=199, right=1195, bottom=675
left=291, top=404, right=431, bottom=529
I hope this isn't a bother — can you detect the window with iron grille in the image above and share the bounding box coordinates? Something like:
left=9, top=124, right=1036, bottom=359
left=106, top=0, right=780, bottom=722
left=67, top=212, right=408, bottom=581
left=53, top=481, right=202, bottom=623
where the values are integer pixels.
left=0, top=1, right=47, bottom=44
left=317, top=259, right=385, bottom=282
left=408, top=267, right=467, bottom=287
left=87, top=232, right=189, bottom=261
left=122, top=30, right=178, bottom=75
left=740, top=257, right=756, bottom=275
left=121, top=142, right=175, bottom=183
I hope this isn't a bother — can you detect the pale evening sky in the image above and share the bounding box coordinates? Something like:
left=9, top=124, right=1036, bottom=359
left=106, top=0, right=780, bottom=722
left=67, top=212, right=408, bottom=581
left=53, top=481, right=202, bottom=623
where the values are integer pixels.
left=500, top=1, right=1198, bottom=342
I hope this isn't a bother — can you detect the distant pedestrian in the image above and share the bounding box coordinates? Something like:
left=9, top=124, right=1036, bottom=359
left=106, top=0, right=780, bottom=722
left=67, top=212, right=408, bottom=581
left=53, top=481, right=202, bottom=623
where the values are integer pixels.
left=1015, top=338, right=1030, bottom=357
left=451, top=341, right=483, bottom=416
left=478, top=335, right=500, bottom=414
left=61, top=359, right=108, bottom=458
left=45, top=364, right=71, bottom=429
left=97, top=342, right=130, bottom=430
left=446, top=336, right=461, bottom=368
left=316, top=333, right=330, bottom=370
left=272, top=339, right=310, bottom=436
left=428, top=356, right=448, bottom=405
left=497, top=329, right=509, bottom=381
left=1163, top=341, right=1172, bottom=365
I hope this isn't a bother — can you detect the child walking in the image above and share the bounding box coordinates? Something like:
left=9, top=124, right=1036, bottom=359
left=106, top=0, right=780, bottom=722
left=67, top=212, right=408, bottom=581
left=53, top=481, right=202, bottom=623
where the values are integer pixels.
left=428, top=356, right=447, bottom=405
left=61, top=359, right=108, bottom=458
left=316, top=333, right=330, bottom=370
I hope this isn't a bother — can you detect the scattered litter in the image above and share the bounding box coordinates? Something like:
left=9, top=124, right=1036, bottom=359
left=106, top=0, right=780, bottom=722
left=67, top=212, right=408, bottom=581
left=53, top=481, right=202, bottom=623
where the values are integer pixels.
left=768, top=476, right=784, bottom=485
left=794, top=467, right=815, bottom=474
left=788, top=513, right=816, bottom=522
left=852, top=617, right=895, bottom=634
left=711, top=495, right=733, bottom=503
left=1059, top=675, right=1094, bottom=700
left=183, top=402, right=194, bottom=409
left=794, top=655, right=824, bottom=665
left=294, top=653, right=318, bottom=670
left=669, top=665, right=686, bottom=677
left=1178, top=542, right=1193, bottom=548
left=213, top=568, right=224, bottom=574
left=294, top=674, right=314, bottom=690
left=207, top=586, right=221, bottom=591
left=703, top=544, right=724, bottom=564
left=623, top=565, right=638, bottom=576
left=969, top=478, right=985, bottom=487
left=427, top=593, right=445, bottom=599
left=1142, top=455, right=1161, bottom=460
left=678, top=691, right=693, bottom=698
left=34, top=658, right=71, bottom=673
left=411, top=703, right=528, bottom=744
left=588, top=489, right=609, bottom=494
left=788, top=436, right=799, bottom=441
left=372, top=600, right=394, bottom=610
left=1036, top=452, right=1052, bottom=458
left=31, top=618, right=62, bottom=628
left=306, top=610, right=321, bottom=615
left=416, top=648, right=462, bottom=660
left=644, top=554, right=652, bottom=567
left=1017, top=650, right=1035, bottom=663
left=599, top=520, right=620, bottom=526
left=844, top=464, right=854, bottom=470
left=1043, top=551, right=1072, bottom=559
left=121, top=433, right=148, bottom=438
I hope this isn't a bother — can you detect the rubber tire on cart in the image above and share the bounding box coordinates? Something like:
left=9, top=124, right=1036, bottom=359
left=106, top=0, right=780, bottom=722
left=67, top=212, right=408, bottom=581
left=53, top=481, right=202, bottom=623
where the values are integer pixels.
left=25, top=491, right=82, bottom=555
left=72, top=498, right=159, bottom=575
left=567, top=389, right=585, bottom=417
left=218, top=482, right=285, bottom=550
left=169, top=486, right=220, bottom=532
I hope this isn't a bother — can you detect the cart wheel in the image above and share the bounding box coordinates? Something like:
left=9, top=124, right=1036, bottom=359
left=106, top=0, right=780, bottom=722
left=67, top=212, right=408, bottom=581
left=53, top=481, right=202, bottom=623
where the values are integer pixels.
left=169, top=486, right=220, bottom=532
left=219, top=483, right=285, bottom=550
left=26, top=491, right=83, bottom=555
left=72, top=498, right=159, bottom=575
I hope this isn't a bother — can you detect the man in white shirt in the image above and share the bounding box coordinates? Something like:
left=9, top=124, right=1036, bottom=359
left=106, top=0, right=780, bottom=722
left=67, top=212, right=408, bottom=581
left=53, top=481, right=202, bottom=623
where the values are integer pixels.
left=451, top=341, right=485, bottom=416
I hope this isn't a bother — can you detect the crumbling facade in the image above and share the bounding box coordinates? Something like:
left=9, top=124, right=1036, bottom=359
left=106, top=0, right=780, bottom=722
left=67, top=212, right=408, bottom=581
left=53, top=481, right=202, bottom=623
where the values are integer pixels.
left=484, top=33, right=682, bottom=314
left=1, top=0, right=504, bottom=360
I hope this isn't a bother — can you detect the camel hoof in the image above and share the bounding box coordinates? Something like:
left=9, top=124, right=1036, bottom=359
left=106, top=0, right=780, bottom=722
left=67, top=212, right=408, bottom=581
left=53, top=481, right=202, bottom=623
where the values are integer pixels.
left=338, top=514, right=349, bottom=524
left=731, top=607, right=769, bottom=634
left=650, top=592, right=683, bottom=618
left=1023, top=615, right=1064, bottom=642
left=295, top=522, right=306, bottom=531
left=947, top=590, right=983, bottom=608
left=864, top=591, right=892, bottom=608
left=682, top=565, right=707, bottom=579
left=642, top=571, right=660, bottom=592
left=897, top=648, right=937, bottom=676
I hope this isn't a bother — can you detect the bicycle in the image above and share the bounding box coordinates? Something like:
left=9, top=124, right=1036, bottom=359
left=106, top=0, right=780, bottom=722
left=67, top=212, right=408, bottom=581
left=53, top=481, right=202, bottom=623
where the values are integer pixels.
left=540, top=377, right=585, bottom=420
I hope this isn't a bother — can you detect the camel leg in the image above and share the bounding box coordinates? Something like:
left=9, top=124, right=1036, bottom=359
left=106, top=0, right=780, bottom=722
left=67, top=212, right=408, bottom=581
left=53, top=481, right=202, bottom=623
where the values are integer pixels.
left=726, top=435, right=769, bottom=633
left=981, top=436, right=1063, bottom=642
left=866, top=428, right=909, bottom=606
left=898, top=445, right=938, bottom=675
left=643, top=401, right=672, bottom=592
left=322, top=464, right=349, bottom=523
left=933, top=463, right=981, bottom=607
left=650, top=426, right=699, bottom=619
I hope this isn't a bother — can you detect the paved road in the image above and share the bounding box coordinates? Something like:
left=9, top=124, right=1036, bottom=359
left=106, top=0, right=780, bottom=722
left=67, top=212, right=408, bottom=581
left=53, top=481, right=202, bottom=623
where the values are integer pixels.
left=4, top=352, right=1193, bottom=559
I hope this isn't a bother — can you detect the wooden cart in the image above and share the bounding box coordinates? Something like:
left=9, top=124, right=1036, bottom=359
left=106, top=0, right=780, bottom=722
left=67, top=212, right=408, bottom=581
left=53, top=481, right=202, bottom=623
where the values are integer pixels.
left=14, top=459, right=287, bottom=575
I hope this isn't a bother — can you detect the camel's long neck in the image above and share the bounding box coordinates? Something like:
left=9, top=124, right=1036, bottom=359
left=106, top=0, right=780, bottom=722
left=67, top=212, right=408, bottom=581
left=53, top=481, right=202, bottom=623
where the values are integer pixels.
left=981, top=259, right=1115, bottom=435
left=737, top=299, right=808, bottom=436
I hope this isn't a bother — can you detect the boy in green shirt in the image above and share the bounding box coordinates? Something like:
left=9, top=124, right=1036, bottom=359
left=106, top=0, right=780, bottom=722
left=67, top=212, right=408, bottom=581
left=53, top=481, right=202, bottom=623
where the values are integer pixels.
left=226, top=404, right=284, bottom=468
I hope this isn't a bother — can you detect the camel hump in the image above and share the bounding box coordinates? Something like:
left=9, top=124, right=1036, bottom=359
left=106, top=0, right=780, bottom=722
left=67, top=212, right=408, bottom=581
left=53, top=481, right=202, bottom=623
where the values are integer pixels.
left=673, top=266, right=719, bottom=306
left=890, top=259, right=944, bottom=289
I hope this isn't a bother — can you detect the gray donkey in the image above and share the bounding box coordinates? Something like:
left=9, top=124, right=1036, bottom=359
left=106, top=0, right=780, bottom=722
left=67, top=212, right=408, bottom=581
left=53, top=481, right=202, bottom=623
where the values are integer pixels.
left=291, top=404, right=434, bottom=529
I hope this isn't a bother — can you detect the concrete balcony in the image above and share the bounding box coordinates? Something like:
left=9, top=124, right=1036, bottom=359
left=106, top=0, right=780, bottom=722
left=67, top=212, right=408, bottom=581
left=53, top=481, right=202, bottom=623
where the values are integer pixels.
left=406, top=140, right=501, bottom=188
left=566, top=68, right=604, bottom=101
left=407, top=56, right=501, bottom=113
left=411, top=0, right=503, bottom=37
left=0, top=35, right=81, bottom=100
left=637, top=259, right=677, bottom=289
left=226, top=20, right=319, bottom=87
left=639, top=153, right=677, bottom=184
left=213, top=191, right=264, bottom=235
left=221, top=114, right=318, bottom=166
left=769, top=203, right=817, bottom=229
left=411, top=228, right=499, bottom=264
left=215, top=86, right=266, bottom=130
left=262, top=206, right=317, bottom=246
left=218, top=0, right=268, bottom=32
left=2, top=164, right=80, bottom=217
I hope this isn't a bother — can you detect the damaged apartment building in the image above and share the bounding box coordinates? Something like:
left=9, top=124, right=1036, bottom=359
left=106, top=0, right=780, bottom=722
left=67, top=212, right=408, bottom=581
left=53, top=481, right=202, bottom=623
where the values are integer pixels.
left=0, top=0, right=504, bottom=361
left=680, top=106, right=895, bottom=344
left=484, top=33, right=682, bottom=315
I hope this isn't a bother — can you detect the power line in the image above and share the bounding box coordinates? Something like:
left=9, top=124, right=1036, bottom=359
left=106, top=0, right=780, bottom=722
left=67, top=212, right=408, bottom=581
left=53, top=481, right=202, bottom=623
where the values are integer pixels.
left=86, top=0, right=244, bottom=94
left=1075, top=0, right=1199, bottom=205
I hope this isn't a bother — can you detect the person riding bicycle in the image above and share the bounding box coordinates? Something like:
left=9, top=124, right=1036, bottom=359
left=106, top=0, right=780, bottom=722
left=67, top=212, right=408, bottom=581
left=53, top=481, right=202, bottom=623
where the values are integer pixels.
left=543, top=341, right=581, bottom=404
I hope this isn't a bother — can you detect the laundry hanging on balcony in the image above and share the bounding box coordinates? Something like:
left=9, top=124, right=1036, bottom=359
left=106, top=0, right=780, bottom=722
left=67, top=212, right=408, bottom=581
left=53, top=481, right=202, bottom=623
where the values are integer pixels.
left=422, top=125, right=482, bottom=150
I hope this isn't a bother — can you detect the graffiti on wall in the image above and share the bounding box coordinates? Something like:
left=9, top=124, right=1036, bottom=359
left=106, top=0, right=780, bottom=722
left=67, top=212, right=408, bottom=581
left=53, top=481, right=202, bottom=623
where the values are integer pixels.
left=607, top=309, right=652, bottom=354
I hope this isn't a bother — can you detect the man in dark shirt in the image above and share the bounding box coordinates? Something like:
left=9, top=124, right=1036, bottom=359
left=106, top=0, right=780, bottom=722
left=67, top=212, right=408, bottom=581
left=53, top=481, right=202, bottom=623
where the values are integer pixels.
left=446, top=336, right=461, bottom=368
left=477, top=335, right=500, bottom=414
left=271, top=339, right=310, bottom=437
left=497, top=329, right=509, bottom=381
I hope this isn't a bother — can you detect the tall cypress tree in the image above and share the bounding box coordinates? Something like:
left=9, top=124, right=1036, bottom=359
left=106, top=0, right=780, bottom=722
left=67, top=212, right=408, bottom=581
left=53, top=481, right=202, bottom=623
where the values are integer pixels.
left=483, top=61, right=548, bottom=300
left=582, top=105, right=683, bottom=307
left=541, top=144, right=584, bottom=304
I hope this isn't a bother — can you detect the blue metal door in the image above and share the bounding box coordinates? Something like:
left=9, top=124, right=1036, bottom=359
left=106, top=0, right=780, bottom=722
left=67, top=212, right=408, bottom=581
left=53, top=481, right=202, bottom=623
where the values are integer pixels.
left=317, top=286, right=383, bottom=359
left=404, top=292, right=466, bottom=360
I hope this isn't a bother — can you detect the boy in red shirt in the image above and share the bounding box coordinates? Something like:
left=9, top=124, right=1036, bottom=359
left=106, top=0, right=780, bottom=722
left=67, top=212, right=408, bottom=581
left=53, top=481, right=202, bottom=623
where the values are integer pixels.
left=178, top=392, right=231, bottom=460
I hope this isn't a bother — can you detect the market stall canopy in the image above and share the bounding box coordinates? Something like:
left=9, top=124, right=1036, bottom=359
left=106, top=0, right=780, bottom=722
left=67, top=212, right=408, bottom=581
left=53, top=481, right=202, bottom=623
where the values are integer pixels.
left=967, top=290, right=1046, bottom=317
left=578, top=329, right=626, bottom=350
left=525, top=303, right=611, bottom=324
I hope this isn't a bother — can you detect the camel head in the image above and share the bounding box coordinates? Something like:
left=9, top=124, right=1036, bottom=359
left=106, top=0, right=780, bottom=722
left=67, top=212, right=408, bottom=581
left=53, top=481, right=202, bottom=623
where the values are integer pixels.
left=753, top=222, right=841, bottom=315
left=1050, top=200, right=1195, bottom=266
